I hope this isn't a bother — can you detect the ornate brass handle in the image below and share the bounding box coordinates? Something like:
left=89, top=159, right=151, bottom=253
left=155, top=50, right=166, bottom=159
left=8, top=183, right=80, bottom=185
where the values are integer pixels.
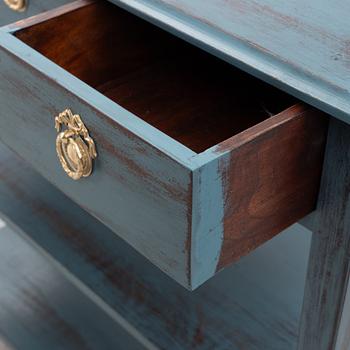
left=3, top=0, right=26, bottom=11
left=55, top=109, right=97, bottom=180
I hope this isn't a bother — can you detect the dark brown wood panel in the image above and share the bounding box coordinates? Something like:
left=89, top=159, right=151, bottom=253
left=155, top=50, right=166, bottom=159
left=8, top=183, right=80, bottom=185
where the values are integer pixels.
left=216, top=104, right=328, bottom=270
left=15, top=0, right=296, bottom=153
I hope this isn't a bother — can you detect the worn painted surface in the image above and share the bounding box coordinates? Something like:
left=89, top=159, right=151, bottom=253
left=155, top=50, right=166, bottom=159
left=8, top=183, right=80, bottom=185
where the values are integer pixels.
left=298, top=118, right=350, bottom=350
left=0, top=144, right=311, bottom=349
left=0, top=27, right=194, bottom=288
left=0, top=220, right=153, bottom=350
left=190, top=157, right=228, bottom=288
left=109, top=0, right=350, bottom=125
left=0, top=0, right=72, bottom=26
left=0, top=2, right=327, bottom=288
left=336, top=277, right=350, bottom=350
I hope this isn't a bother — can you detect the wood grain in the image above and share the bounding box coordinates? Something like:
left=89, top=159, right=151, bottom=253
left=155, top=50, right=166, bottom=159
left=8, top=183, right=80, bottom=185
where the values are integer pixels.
left=0, top=143, right=311, bottom=349
left=0, top=0, right=327, bottom=288
left=298, top=118, right=350, bottom=350
left=214, top=105, right=328, bottom=271
left=108, top=0, right=350, bottom=125
left=0, top=221, right=152, bottom=350
left=14, top=0, right=296, bottom=153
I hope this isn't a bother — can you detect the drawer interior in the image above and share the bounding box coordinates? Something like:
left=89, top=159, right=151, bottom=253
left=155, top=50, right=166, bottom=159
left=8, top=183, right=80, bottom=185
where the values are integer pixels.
left=15, top=0, right=297, bottom=153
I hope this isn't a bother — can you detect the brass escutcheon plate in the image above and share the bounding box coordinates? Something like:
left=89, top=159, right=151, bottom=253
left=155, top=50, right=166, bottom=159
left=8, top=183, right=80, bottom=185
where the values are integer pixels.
left=3, top=0, right=26, bottom=11
left=55, top=109, right=97, bottom=180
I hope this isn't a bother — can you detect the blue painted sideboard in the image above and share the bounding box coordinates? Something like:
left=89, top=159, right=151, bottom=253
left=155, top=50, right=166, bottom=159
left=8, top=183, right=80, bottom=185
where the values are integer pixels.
left=0, top=0, right=349, bottom=349
left=0, top=0, right=328, bottom=289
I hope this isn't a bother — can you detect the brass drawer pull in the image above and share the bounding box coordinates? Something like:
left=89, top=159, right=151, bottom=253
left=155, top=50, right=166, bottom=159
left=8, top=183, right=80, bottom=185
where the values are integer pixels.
left=55, top=109, right=97, bottom=180
left=3, top=0, right=26, bottom=11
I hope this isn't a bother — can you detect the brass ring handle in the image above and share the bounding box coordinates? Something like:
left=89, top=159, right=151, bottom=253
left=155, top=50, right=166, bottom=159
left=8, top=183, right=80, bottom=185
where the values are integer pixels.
left=55, top=109, right=97, bottom=180
left=3, top=0, right=26, bottom=11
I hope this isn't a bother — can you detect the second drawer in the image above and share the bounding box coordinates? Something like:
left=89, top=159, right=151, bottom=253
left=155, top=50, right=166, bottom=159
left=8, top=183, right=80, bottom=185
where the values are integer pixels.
left=0, top=0, right=328, bottom=289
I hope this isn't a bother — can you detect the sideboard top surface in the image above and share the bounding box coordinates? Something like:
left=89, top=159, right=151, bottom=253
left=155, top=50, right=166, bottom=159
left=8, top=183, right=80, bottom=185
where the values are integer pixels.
left=109, top=0, right=350, bottom=125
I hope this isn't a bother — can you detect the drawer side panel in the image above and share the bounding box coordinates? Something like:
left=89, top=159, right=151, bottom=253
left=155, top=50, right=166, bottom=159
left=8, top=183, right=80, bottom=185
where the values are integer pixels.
left=216, top=105, right=328, bottom=271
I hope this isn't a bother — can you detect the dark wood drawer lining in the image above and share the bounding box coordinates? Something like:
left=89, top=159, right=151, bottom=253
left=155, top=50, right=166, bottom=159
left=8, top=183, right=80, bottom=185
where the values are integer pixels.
left=15, top=0, right=297, bottom=153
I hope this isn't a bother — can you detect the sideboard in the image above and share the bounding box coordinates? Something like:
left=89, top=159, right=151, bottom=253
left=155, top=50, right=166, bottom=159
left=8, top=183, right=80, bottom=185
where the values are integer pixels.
left=0, top=0, right=349, bottom=349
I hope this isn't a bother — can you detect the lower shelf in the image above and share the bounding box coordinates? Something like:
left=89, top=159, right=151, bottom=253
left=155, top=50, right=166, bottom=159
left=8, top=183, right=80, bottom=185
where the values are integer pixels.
left=0, top=220, right=151, bottom=350
left=0, top=143, right=311, bottom=350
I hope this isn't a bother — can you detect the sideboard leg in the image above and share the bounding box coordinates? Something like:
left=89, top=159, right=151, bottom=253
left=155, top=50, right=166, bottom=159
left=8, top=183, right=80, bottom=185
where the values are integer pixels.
left=298, top=118, right=350, bottom=350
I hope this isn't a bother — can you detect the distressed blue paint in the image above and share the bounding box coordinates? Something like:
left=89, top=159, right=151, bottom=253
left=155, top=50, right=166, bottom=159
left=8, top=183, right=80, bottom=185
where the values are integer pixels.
left=109, top=0, right=350, bottom=125
left=0, top=31, right=193, bottom=288
left=0, top=4, right=325, bottom=290
left=0, top=222, right=150, bottom=350
left=336, top=278, right=350, bottom=350
left=191, top=156, right=228, bottom=289
left=0, top=31, right=196, bottom=166
left=298, top=118, right=350, bottom=349
left=0, top=144, right=312, bottom=349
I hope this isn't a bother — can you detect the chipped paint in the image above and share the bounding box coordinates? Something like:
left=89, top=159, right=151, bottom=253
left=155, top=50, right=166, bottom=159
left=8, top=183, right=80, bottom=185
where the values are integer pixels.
left=190, top=154, right=228, bottom=289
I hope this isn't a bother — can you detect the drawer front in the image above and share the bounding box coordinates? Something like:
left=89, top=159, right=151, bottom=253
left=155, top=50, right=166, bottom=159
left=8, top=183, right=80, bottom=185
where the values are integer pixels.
left=0, top=0, right=73, bottom=25
left=0, top=39, right=193, bottom=289
left=0, top=1, right=196, bottom=290
left=0, top=0, right=327, bottom=289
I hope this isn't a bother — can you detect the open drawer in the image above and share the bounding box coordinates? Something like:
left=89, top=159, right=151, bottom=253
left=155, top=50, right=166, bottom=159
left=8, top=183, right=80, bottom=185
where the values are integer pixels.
left=0, top=0, right=328, bottom=289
